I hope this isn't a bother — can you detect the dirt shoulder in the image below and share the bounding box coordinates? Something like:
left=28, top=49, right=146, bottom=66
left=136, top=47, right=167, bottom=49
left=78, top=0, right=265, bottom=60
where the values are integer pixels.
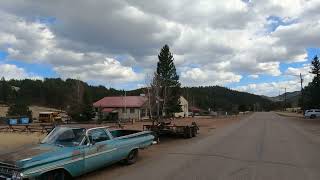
left=0, top=115, right=247, bottom=160
left=275, top=111, right=304, bottom=118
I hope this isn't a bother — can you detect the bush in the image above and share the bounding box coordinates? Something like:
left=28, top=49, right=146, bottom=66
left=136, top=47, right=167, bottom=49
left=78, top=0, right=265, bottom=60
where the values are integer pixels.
left=6, top=102, right=32, bottom=119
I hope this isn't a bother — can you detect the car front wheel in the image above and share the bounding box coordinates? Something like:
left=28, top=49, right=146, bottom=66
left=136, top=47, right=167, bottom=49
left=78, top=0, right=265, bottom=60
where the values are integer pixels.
left=39, top=170, right=70, bottom=180
left=124, top=149, right=139, bottom=165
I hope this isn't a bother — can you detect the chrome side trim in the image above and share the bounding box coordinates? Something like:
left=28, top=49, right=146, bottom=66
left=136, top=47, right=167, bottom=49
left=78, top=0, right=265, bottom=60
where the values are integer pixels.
left=25, top=148, right=117, bottom=175
left=85, top=148, right=117, bottom=159
left=25, top=157, right=83, bottom=175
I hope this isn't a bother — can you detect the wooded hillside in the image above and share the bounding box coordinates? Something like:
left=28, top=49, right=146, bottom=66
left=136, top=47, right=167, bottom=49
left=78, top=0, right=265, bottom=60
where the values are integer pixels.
left=0, top=78, right=273, bottom=113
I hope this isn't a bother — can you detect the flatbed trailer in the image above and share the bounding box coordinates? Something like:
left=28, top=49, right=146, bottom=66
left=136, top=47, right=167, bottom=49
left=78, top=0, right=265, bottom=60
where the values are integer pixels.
left=143, top=121, right=199, bottom=139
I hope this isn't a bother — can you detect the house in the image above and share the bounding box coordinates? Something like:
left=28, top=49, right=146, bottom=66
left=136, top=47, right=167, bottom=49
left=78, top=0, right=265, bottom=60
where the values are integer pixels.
left=93, top=96, right=149, bottom=121
left=174, top=96, right=189, bottom=118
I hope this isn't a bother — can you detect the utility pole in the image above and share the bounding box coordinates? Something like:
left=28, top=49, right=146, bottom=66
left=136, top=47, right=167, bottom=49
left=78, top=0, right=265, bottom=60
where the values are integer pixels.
left=77, top=77, right=80, bottom=103
left=284, top=88, right=287, bottom=111
left=300, top=73, right=304, bottom=114
left=124, top=90, right=127, bottom=121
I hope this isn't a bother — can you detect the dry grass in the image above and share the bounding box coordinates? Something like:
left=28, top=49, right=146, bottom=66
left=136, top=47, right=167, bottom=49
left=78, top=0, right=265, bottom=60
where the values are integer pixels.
left=0, top=104, right=62, bottom=118
left=275, top=111, right=303, bottom=118
left=0, top=115, right=246, bottom=154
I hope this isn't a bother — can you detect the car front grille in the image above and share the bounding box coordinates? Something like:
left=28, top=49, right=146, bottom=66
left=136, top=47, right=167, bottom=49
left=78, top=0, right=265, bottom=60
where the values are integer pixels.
left=0, top=162, right=18, bottom=179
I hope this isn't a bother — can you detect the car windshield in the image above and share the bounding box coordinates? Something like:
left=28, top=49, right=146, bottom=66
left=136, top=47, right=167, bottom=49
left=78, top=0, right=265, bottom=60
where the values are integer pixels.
left=41, top=127, right=86, bottom=147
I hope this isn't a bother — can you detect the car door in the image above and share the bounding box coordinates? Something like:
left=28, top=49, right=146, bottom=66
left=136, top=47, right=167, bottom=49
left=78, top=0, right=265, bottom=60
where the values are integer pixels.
left=84, top=128, right=117, bottom=173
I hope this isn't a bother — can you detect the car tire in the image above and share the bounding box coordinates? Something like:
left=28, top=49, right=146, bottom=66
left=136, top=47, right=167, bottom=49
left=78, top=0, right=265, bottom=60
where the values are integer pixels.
left=39, top=170, right=70, bottom=180
left=125, top=149, right=139, bottom=165
left=310, top=114, right=316, bottom=119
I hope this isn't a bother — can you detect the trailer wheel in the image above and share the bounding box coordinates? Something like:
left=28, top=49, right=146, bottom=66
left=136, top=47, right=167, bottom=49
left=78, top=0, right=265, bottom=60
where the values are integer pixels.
left=184, top=126, right=192, bottom=138
left=124, top=149, right=139, bottom=165
left=191, top=127, right=197, bottom=137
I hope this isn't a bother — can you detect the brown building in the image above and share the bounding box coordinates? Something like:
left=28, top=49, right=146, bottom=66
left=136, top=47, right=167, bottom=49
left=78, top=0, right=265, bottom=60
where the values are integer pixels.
left=93, top=96, right=149, bottom=121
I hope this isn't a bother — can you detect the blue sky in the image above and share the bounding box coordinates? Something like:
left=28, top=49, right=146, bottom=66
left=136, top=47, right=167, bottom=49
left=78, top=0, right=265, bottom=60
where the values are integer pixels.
left=0, top=0, right=319, bottom=96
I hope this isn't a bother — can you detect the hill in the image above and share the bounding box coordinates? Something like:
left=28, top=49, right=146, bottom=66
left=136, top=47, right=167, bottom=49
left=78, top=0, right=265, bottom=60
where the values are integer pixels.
left=264, top=91, right=301, bottom=107
left=0, top=78, right=273, bottom=113
left=180, top=86, right=272, bottom=112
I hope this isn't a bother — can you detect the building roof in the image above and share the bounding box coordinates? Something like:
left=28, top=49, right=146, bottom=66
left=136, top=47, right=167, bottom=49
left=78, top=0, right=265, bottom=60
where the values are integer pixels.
left=102, top=108, right=116, bottom=113
left=93, top=96, right=147, bottom=108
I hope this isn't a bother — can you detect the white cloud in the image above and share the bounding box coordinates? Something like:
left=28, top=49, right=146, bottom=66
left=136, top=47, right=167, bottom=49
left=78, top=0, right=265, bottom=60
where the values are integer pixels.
left=234, top=80, right=300, bottom=96
left=0, top=63, right=41, bottom=80
left=0, top=11, right=142, bottom=85
left=248, top=74, right=259, bottom=79
left=0, top=0, right=319, bottom=93
left=235, top=64, right=316, bottom=96
left=180, top=67, right=242, bottom=86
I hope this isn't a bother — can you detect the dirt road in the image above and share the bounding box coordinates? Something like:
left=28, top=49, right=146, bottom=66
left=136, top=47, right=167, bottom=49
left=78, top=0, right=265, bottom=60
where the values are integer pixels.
left=80, top=112, right=320, bottom=180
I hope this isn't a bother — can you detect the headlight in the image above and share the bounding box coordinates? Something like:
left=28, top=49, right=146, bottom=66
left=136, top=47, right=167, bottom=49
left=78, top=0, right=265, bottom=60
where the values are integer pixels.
left=12, top=171, right=23, bottom=180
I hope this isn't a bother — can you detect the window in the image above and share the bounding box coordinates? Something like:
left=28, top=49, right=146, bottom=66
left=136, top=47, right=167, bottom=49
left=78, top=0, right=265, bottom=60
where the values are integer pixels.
left=130, top=108, right=135, bottom=114
left=41, top=127, right=86, bottom=146
left=87, top=129, right=110, bottom=143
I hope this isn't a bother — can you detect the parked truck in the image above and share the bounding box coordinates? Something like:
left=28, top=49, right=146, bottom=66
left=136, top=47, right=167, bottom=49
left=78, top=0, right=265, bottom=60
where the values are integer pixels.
left=0, top=126, right=155, bottom=180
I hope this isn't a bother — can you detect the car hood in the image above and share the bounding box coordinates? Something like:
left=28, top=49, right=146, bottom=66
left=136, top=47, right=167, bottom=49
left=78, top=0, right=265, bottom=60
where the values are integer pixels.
left=0, top=144, right=59, bottom=167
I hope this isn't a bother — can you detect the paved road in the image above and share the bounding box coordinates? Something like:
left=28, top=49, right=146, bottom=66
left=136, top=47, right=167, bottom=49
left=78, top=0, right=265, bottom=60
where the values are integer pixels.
left=82, top=112, right=320, bottom=180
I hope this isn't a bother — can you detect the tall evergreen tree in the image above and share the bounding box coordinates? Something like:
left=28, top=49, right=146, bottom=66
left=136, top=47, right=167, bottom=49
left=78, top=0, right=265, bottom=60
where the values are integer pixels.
left=156, top=45, right=181, bottom=116
left=0, top=77, right=11, bottom=103
left=81, top=90, right=95, bottom=121
left=311, top=56, right=320, bottom=78
left=304, top=55, right=320, bottom=108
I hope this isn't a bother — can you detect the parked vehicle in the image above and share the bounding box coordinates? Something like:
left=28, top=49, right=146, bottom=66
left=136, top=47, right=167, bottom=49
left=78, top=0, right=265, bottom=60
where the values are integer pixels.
left=304, top=109, right=320, bottom=119
left=0, top=126, right=155, bottom=180
left=143, top=120, right=199, bottom=139
left=38, top=112, right=62, bottom=123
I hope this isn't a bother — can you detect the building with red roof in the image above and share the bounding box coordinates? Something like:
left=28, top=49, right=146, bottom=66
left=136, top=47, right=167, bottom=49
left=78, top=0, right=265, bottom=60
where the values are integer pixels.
left=93, top=96, right=149, bottom=121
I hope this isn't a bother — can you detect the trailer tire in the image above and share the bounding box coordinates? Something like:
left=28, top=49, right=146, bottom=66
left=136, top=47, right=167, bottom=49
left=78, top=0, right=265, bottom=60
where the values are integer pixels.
left=184, top=126, right=192, bottom=138
left=191, top=127, right=197, bottom=137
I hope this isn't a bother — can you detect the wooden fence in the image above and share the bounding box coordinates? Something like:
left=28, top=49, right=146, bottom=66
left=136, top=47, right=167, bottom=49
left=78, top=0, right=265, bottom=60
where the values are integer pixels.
left=0, top=123, right=54, bottom=133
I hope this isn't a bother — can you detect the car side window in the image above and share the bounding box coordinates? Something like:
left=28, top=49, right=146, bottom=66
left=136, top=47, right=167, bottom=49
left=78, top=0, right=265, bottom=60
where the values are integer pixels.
left=88, top=129, right=110, bottom=143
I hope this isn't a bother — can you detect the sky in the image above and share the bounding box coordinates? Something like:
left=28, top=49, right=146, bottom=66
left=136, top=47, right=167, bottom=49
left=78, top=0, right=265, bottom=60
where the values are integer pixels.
left=0, top=0, right=319, bottom=97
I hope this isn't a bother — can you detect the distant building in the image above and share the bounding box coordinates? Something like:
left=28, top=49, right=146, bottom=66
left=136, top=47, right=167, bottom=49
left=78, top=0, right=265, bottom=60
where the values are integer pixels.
left=189, top=106, right=201, bottom=116
left=93, top=96, right=149, bottom=121
left=174, top=96, right=189, bottom=118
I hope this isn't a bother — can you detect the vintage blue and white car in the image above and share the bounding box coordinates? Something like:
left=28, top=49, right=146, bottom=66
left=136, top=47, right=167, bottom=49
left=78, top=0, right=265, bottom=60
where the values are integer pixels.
left=0, top=126, right=155, bottom=180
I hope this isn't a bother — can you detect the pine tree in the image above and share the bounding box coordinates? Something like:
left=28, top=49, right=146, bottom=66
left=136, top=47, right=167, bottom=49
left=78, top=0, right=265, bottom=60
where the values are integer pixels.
left=311, top=56, right=320, bottom=78
left=82, top=90, right=95, bottom=121
left=7, top=101, right=32, bottom=119
left=156, top=45, right=181, bottom=116
left=303, top=55, right=320, bottom=108
left=0, top=77, right=10, bottom=103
